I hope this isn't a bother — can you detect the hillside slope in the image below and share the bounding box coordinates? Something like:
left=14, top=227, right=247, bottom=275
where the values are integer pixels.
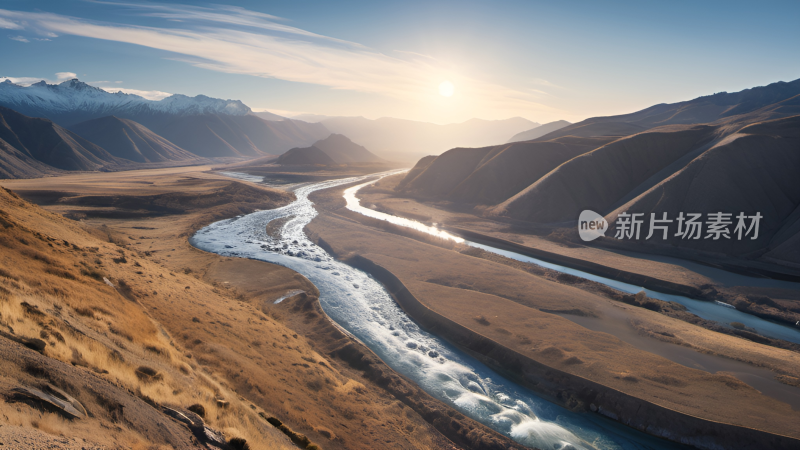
left=0, top=186, right=299, bottom=449
left=397, top=136, right=615, bottom=204
left=537, top=78, right=800, bottom=141
left=0, top=138, right=59, bottom=178
left=605, top=115, right=800, bottom=260
left=152, top=114, right=329, bottom=157
left=489, top=125, right=717, bottom=223
left=312, top=133, right=383, bottom=163
left=274, top=134, right=383, bottom=166
left=275, top=146, right=337, bottom=165
left=507, top=120, right=571, bottom=142
left=70, top=116, right=202, bottom=163
left=0, top=106, right=124, bottom=173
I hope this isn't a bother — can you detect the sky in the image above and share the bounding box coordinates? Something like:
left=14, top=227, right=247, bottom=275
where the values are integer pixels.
left=1, top=0, right=799, bottom=124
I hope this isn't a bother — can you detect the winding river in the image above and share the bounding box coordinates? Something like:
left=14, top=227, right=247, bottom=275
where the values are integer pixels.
left=192, top=171, right=799, bottom=449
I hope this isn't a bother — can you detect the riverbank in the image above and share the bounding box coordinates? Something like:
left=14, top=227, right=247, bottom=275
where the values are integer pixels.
left=348, top=254, right=800, bottom=450
left=357, top=174, right=800, bottom=330
left=306, top=179, right=800, bottom=448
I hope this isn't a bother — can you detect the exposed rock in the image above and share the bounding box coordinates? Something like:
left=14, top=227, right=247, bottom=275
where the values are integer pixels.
left=9, top=384, right=87, bottom=419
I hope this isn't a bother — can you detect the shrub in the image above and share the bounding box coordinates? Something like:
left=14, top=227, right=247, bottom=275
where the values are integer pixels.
left=187, top=403, right=205, bottom=418
left=731, top=322, right=745, bottom=329
left=473, top=315, right=490, bottom=326
left=81, top=268, right=106, bottom=281
left=74, top=307, right=96, bottom=319
left=134, top=366, right=162, bottom=383
left=228, top=438, right=250, bottom=450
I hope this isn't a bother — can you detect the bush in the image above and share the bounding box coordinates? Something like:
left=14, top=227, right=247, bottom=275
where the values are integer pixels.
left=81, top=268, right=106, bottom=281
left=134, top=366, right=162, bottom=383
left=473, top=315, right=490, bottom=326
left=731, top=322, right=745, bottom=330
left=228, top=438, right=250, bottom=450
left=187, top=403, right=205, bottom=418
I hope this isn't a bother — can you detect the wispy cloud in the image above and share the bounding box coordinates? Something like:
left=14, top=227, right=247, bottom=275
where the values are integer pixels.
left=1, top=71, right=170, bottom=100
left=96, top=86, right=172, bottom=100
left=56, top=72, right=77, bottom=80
left=1, top=72, right=76, bottom=85
left=9, top=35, right=29, bottom=42
left=0, top=5, right=558, bottom=117
left=0, top=17, right=21, bottom=29
left=90, top=1, right=366, bottom=48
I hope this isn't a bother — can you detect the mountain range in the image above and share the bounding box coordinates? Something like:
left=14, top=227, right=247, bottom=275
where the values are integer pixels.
left=0, top=78, right=250, bottom=127
left=0, top=79, right=330, bottom=162
left=291, top=114, right=539, bottom=159
left=396, top=78, right=800, bottom=266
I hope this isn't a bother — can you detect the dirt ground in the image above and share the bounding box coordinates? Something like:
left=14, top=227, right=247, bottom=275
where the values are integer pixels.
left=360, top=174, right=800, bottom=327
left=306, top=180, right=800, bottom=442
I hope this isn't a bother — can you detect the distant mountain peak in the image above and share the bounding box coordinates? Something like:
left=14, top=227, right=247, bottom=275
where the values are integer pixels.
left=58, top=78, right=99, bottom=91
left=0, top=78, right=252, bottom=127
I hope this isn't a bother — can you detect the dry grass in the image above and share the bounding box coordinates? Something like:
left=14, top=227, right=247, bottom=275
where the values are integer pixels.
left=0, top=187, right=294, bottom=449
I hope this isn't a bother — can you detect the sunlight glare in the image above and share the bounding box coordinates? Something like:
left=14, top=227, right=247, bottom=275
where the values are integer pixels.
left=439, top=80, right=455, bottom=97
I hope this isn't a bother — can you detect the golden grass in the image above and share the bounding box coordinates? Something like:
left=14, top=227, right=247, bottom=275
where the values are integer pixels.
left=0, top=188, right=294, bottom=449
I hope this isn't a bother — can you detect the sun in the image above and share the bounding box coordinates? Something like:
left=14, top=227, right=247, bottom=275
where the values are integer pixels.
left=439, top=80, right=455, bottom=97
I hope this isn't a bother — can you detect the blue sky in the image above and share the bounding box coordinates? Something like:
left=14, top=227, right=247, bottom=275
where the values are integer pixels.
left=1, top=0, right=799, bottom=123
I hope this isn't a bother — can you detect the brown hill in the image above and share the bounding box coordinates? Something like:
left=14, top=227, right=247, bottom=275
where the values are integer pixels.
left=275, top=145, right=337, bottom=165
left=70, top=116, right=201, bottom=163
left=0, top=106, right=123, bottom=173
left=448, top=136, right=616, bottom=205
left=0, top=185, right=299, bottom=448
left=312, top=133, right=383, bottom=164
left=0, top=137, right=59, bottom=178
left=537, top=78, right=800, bottom=141
left=395, top=155, right=437, bottom=190
left=489, top=125, right=717, bottom=223
left=535, top=121, right=647, bottom=140
left=507, top=120, right=572, bottom=142
left=605, top=115, right=800, bottom=259
left=398, top=146, right=494, bottom=198
left=397, top=136, right=615, bottom=204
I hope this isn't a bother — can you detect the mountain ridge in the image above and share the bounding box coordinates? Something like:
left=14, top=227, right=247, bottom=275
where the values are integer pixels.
left=70, top=116, right=203, bottom=163
left=394, top=78, right=800, bottom=266
left=0, top=106, right=125, bottom=174
left=0, top=79, right=331, bottom=158
left=274, top=134, right=383, bottom=165
left=291, top=115, right=539, bottom=156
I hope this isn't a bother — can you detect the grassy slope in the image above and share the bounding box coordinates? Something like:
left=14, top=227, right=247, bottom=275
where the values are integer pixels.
left=0, top=185, right=295, bottom=449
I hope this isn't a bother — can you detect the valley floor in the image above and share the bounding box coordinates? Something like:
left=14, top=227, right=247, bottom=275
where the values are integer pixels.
left=359, top=174, right=800, bottom=330
left=3, top=166, right=800, bottom=449
left=305, top=175, right=800, bottom=448
left=0, top=166, right=512, bottom=450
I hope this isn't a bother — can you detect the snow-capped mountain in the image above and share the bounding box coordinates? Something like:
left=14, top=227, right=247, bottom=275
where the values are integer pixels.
left=0, top=78, right=331, bottom=162
left=0, top=78, right=251, bottom=127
